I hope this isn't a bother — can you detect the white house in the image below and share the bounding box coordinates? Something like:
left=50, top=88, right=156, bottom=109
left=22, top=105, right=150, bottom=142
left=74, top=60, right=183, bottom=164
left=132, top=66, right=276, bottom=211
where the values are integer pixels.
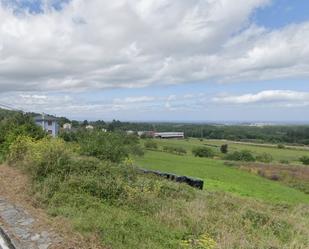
left=63, top=123, right=72, bottom=130
left=34, top=114, right=59, bottom=137
left=86, top=125, right=94, bottom=130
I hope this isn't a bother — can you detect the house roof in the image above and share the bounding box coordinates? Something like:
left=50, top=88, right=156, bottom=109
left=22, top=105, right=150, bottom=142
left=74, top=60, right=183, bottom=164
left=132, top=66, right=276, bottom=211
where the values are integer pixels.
left=34, top=114, right=57, bottom=122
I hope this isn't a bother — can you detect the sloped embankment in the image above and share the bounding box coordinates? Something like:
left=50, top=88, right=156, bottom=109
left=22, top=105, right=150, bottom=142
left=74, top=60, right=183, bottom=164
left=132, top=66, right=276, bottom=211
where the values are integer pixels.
left=0, top=164, right=103, bottom=249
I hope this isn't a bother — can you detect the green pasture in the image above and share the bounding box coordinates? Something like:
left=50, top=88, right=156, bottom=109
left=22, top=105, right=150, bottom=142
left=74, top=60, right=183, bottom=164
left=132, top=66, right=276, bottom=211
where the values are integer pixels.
left=148, top=138, right=309, bottom=163
left=135, top=150, right=309, bottom=204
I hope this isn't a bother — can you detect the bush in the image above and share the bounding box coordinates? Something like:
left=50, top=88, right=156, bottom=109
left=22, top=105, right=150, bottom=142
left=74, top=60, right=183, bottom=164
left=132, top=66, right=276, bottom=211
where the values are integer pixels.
left=77, top=130, right=134, bottom=163
left=144, top=140, right=158, bottom=150
left=225, top=150, right=255, bottom=162
left=277, top=144, right=285, bottom=149
left=8, top=137, right=73, bottom=181
left=269, top=174, right=280, bottom=181
left=0, top=112, right=46, bottom=158
left=256, top=153, right=273, bottom=163
left=162, top=146, right=186, bottom=155
left=192, top=147, right=214, bottom=158
left=220, top=144, right=228, bottom=154
left=299, top=156, right=309, bottom=165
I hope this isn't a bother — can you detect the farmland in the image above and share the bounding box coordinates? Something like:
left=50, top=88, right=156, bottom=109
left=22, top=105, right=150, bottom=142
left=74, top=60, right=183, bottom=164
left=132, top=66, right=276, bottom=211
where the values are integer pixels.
left=136, top=138, right=309, bottom=204
left=140, top=138, right=309, bottom=163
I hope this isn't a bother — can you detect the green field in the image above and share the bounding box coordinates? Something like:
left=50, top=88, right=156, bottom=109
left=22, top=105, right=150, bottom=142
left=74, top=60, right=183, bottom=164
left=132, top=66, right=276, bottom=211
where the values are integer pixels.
left=144, top=138, right=309, bottom=163
left=136, top=139, right=309, bottom=204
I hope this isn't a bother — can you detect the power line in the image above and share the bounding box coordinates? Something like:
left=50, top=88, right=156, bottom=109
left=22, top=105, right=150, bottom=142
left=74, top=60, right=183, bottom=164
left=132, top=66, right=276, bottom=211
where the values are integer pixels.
left=0, top=102, right=23, bottom=112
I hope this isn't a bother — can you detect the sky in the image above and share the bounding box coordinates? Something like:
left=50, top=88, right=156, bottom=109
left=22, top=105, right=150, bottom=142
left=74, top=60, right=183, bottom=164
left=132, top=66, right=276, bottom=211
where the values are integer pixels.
left=0, top=0, right=309, bottom=122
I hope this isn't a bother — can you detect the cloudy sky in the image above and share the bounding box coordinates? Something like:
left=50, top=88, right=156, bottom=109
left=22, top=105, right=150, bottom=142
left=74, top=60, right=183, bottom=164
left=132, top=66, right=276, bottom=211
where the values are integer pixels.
left=0, top=0, right=309, bottom=122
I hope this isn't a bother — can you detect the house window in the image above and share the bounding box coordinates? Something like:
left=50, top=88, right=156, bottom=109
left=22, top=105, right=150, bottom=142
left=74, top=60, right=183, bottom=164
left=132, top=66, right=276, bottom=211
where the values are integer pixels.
left=48, top=130, right=53, bottom=134
left=47, top=120, right=52, bottom=126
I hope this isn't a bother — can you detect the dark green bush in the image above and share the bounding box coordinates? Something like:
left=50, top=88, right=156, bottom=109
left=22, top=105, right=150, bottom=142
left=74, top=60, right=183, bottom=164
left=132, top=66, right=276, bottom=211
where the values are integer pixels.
left=225, top=150, right=255, bottom=162
left=277, top=144, right=285, bottom=149
left=299, top=156, right=309, bottom=165
left=192, top=147, right=214, bottom=158
left=220, top=144, right=228, bottom=154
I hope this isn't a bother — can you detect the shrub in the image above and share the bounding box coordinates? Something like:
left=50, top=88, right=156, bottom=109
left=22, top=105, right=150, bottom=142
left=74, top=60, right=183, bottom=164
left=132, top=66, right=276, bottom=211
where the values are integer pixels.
left=225, top=150, right=255, bottom=162
left=8, top=137, right=73, bottom=181
left=162, top=146, right=187, bottom=155
left=220, top=144, right=228, bottom=154
left=256, top=153, right=273, bottom=163
left=192, top=147, right=214, bottom=158
left=277, top=144, right=285, bottom=149
left=77, top=130, right=133, bottom=163
left=269, top=174, right=280, bottom=181
left=144, top=140, right=158, bottom=150
left=0, top=112, right=46, bottom=158
left=299, top=156, right=309, bottom=165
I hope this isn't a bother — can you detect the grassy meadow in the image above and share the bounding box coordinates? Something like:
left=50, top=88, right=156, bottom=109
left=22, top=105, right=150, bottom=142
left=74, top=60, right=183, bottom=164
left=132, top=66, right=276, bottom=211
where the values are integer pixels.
left=143, top=138, right=309, bottom=163
left=136, top=138, right=309, bottom=204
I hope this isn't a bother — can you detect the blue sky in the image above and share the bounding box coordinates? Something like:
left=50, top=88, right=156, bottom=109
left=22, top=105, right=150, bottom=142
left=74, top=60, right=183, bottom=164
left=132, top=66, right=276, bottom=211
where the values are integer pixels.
left=0, top=0, right=309, bottom=122
left=254, top=0, right=309, bottom=28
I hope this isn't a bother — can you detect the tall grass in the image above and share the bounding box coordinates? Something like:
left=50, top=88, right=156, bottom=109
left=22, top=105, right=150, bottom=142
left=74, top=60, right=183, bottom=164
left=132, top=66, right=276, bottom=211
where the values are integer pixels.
left=7, top=136, right=309, bottom=249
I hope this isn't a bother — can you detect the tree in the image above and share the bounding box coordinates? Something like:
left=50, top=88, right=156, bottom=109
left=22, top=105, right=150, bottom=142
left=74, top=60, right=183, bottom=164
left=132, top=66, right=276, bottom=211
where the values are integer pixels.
left=220, top=144, right=228, bottom=154
left=78, top=130, right=136, bottom=163
left=82, top=120, right=89, bottom=127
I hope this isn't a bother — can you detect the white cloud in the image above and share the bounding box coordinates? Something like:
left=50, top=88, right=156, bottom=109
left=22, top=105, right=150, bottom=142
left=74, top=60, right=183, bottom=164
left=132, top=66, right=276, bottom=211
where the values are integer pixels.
left=4, top=0, right=302, bottom=93
left=113, top=96, right=155, bottom=104
left=213, top=90, right=309, bottom=106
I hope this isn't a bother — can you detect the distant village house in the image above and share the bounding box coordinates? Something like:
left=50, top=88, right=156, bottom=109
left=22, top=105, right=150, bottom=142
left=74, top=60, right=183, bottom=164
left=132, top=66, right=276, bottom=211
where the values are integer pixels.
left=86, top=125, right=94, bottom=130
left=34, top=114, right=59, bottom=137
left=63, top=123, right=72, bottom=130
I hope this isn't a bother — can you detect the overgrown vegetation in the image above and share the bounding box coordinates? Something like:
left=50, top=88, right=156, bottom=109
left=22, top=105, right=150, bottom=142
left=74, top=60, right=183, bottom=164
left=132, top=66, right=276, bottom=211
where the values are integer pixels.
left=144, top=140, right=158, bottom=150
left=299, top=155, right=309, bottom=165
left=6, top=137, right=309, bottom=249
left=77, top=130, right=143, bottom=162
left=239, top=163, right=309, bottom=194
left=192, top=147, right=215, bottom=158
left=163, top=145, right=187, bottom=155
left=0, top=111, right=45, bottom=162
left=256, top=152, right=273, bottom=163
left=1, top=109, right=309, bottom=249
left=225, top=150, right=256, bottom=162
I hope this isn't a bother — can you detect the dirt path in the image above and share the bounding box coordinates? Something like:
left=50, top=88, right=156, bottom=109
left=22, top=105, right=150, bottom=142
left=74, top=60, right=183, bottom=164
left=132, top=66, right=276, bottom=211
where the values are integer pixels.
left=0, top=165, right=103, bottom=249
